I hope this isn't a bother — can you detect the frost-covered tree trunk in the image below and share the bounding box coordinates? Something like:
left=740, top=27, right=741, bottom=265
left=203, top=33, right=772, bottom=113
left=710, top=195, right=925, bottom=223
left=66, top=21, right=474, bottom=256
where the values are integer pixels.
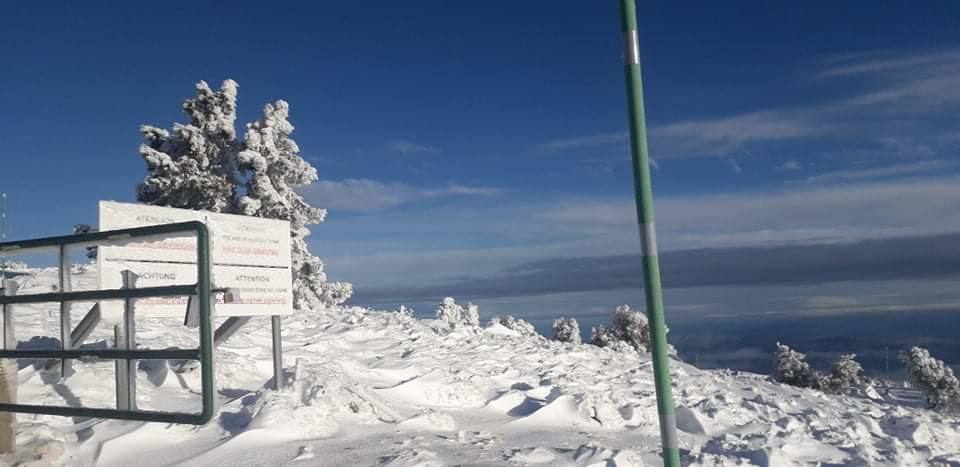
left=237, top=100, right=352, bottom=309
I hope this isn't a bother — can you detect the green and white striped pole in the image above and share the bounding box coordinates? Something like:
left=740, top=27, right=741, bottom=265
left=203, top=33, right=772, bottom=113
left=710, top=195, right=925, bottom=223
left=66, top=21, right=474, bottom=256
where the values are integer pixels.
left=618, top=1, right=681, bottom=466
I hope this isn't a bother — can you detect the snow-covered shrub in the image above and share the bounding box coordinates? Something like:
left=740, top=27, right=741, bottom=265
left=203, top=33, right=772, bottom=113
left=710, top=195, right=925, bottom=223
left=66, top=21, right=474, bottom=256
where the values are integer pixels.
left=435, top=297, right=479, bottom=327
left=466, top=303, right=479, bottom=326
left=137, top=79, right=351, bottom=309
left=489, top=315, right=538, bottom=336
left=306, top=275, right=353, bottom=309
left=900, top=346, right=960, bottom=412
left=394, top=305, right=415, bottom=318
left=590, top=325, right=634, bottom=353
left=821, top=353, right=865, bottom=394
left=551, top=317, right=582, bottom=344
left=773, top=343, right=818, bottom=388
left=590, top=305, right=652, bottom=353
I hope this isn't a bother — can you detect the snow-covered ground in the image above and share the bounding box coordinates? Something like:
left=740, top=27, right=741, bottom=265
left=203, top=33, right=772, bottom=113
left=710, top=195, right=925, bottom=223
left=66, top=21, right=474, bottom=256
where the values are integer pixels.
left=2, top=268, right=960, bottom=466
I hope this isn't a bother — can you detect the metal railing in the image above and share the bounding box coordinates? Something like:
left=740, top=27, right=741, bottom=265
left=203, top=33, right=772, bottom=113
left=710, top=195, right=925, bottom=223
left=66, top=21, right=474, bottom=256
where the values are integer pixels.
left=0, top=221, right=215, bottom=425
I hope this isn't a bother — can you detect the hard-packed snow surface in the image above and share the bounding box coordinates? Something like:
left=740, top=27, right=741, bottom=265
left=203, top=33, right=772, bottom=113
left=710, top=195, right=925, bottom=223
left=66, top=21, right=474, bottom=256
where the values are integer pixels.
left=3, top=269, right=960, bottom=466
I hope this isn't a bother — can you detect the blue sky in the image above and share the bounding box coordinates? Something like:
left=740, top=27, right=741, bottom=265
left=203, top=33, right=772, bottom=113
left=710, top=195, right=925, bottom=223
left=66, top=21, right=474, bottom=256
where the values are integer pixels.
left=3, top=1, right=960, bottom=338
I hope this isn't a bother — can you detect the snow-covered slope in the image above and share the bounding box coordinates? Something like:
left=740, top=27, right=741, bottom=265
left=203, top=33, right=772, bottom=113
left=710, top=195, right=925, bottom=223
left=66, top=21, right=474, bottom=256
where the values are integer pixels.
left=3, top=269, right=960, bottom=466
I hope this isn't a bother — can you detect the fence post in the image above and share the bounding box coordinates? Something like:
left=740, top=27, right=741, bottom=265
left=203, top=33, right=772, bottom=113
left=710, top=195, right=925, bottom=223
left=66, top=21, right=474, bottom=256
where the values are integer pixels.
left=0, top=279, right=19, bottom=453
left=58, top=245, right=73, bottom=378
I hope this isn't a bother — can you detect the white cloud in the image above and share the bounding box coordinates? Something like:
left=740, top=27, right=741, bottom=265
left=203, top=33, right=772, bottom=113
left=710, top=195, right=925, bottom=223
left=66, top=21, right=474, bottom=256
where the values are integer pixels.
left=388, top=140, right=438, bottom=154
left=441, top=184, right=505, bottom=197
left=847, top=74, right=960, bottom=110
left=874, top=136, right=938, bottom=159
left=541, top=175, right=960, bottom=250
left=804, top=296, right=861, bottom=309
left=728, top=159, right=743, bottom=174
left=540, top=132, right=628, bottom=150
left=318, top=175, right=960, bottom=290
left=817, top=50, right=960, bottom=78
left=301, top=178, right=503, bottom=211
left=537, top=111, right=822, bottom=159
left=781, top=160, right=801, bottom=171
left=799, top=160, right=958, bottom=184
left=650, top=110, right=822, bottom=157
left=541, top=48, right=960, bottom=160
left=824, top=49, right=960, bottom=112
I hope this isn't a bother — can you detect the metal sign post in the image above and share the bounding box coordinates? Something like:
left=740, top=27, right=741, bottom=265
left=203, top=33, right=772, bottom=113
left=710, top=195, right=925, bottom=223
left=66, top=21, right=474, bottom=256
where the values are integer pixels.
left=618, top=1, right=681, bottom=466
left=272, top=315, right=283, bottom=390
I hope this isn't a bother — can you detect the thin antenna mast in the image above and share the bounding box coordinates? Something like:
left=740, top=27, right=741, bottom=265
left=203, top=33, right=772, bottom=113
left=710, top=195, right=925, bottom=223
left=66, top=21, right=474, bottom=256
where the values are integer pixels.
left=1, top=192, right=6, bottom=243
left=1, top=193, right=6, bottom=277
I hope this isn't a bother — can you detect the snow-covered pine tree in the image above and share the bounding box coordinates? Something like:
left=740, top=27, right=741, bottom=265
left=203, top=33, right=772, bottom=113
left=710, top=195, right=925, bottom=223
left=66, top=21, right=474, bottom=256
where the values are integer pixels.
left=899, top=346, right=960, bottom=412
left=435, top=297, right=479, bottom=327
left=237, top=100, right=352, bottom=308
left=394, top=305, right=415, bottom=318
left=773, top=343, right=818, bottom=388
left=590, top=305, right=652, bottom=353
left=465, top=303, right=480, bottom=327
left=551, top=317, right=582, bottom=344
left=822, top=353, right=865, bottom=394
left=611, top=304, right=651, bottom=352
left=138, top=80, right=239, bottom=212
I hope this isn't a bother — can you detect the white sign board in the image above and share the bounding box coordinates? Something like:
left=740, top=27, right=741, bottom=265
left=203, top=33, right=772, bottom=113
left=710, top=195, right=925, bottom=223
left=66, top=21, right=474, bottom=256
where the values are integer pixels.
left=98, top=201, right=293, bottom=318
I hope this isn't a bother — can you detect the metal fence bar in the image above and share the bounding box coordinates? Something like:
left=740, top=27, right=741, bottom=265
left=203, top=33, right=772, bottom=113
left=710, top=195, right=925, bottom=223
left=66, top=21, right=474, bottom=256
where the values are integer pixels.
left=0, top=348, right=199, bottom=360
left=0, top=222, right=205, bottom=251
left=0, top=285, right=198, bottom=305
left=0, top=403, right=206, bottom=425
